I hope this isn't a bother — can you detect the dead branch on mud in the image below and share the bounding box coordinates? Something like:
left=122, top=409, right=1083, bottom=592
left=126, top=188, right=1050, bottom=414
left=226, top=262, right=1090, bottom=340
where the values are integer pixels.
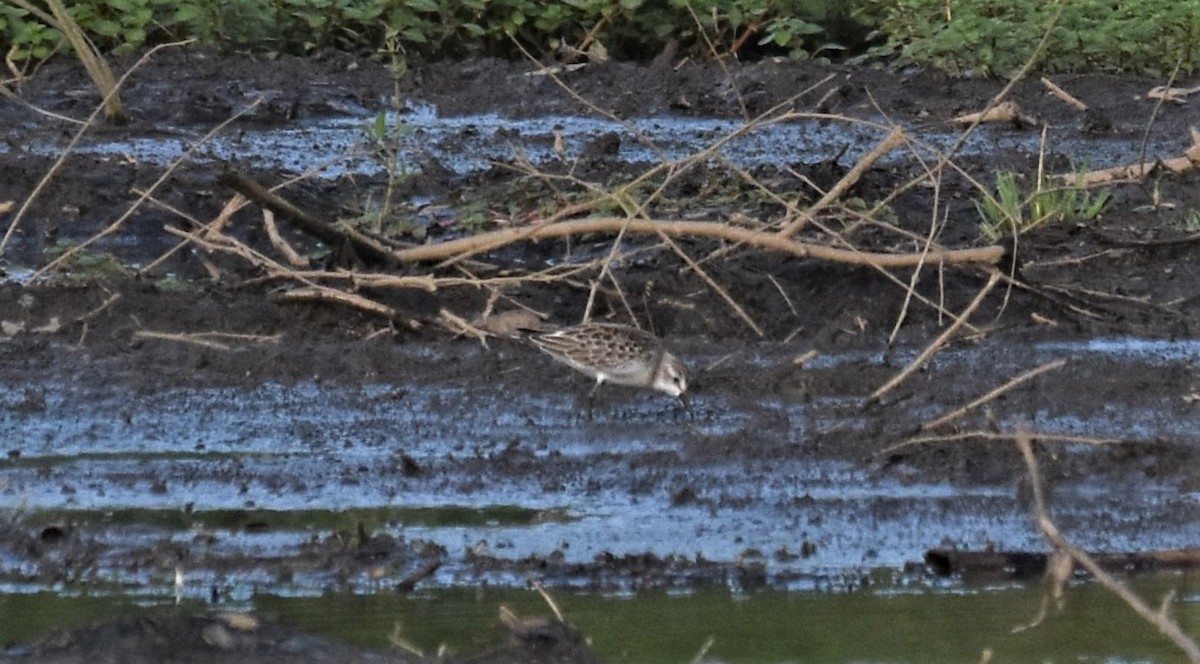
left=151, top=25, right=1050, bottom=343
left=1040, top=77, right=1087, bottom=111
left=1147, top=83, right=1200, bottom=103
left=184, top=46, right=1015, bottom=341
left=950, top=100, right=1038, bottom=127
left=167, top=225, right=595, bottom=292
left=219, top=170, right=400, bottom=265
left=387, top=216, right=1005, bottom=267
left=1014, top=432, right=1200, bottom=662
left=656, top=230, right=763, bottom=336
left=1063, top=127, right=1200, bottom=186
left=276, top=286, right=421, bottom=329
left=928, top=547, right=1200, bottom=579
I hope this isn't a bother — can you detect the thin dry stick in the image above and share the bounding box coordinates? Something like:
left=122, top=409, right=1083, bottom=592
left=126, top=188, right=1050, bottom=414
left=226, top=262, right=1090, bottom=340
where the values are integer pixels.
left=583, top=213, right=639, bottom=324
left=870, top=272, right=1001, bottom=402
left=262, top=208, right=310, bottom=268
left=163, top=226, right=325, bottom=289
left=1040, top=77, right=1087, bottom=111
left=135, top=330, right=283, bottom=347
left=921, top=359, right=1068, bottom=431
left=75, top=292, right=121, bottom=325
left=436, top=307, right=490, bottom=341
left=0, top=81, right=87, bottom=126
left=0, top=40, right=192, bottom=256
left=656, top=230, right=763, bottom=336
left=278, top=286, right=409, bottom=323
left=779, top=126, right=908, bottom=237
left=601, top=259, right=638, bottom=325
left=889, top=201, right=947, bottom=345
left=689, top=637, right=717, bottom=664
left=31, top=97, right=263, bottom=278
left=530, top=579, right=566, bottom=623
left=766, top=273, right=798, bottom=317
left=311, top=267, right=587, bottom=290
left=1137, top=58, right=1185, bottom=171
left=1015, top=433, right=1200, bottom=663
left=134, top=330, right=232, bottom=351
left=134, top=190, right=239, bottom=275
left=878, top=430, right=1119, bottom=457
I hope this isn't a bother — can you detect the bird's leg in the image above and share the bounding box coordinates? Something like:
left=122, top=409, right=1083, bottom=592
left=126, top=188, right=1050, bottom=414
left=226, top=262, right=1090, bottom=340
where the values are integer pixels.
left=584, top=378, right=603, bottom=422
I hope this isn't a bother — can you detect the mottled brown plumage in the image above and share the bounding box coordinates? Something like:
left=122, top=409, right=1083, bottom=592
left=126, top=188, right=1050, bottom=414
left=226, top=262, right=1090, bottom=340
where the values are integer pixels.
left=530, top=323, right=687, bottom=397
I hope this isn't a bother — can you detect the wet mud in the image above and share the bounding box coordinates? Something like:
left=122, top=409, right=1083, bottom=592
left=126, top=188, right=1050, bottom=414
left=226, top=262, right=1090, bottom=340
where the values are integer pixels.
left=1, top=50, right=1198, bottom=660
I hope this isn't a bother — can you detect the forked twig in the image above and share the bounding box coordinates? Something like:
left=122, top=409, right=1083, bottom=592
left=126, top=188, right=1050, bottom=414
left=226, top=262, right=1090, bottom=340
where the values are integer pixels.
left=1014, top=432, right=1200, bottom=662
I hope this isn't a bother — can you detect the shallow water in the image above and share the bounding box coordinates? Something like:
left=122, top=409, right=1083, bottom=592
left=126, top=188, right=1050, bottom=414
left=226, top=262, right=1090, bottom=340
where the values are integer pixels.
left=8, top=103, right=1184, bottom=180
left=3, top=580, right=1198, bottom=662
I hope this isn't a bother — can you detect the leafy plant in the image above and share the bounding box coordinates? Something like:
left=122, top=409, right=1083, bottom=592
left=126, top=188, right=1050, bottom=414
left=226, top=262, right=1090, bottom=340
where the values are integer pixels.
left=975, top=169, right=1109, bottom=240
left=759, top=16, right=824, bottom=58
left=0, top=3, right=59, bottom=60
left=0, top=0, right=859, bottom=63
left=856, top=0, right=1199, bottom=75
left=1184, top=210, right=1200, bottom=234
left=358, top=108, right=411, bottom=233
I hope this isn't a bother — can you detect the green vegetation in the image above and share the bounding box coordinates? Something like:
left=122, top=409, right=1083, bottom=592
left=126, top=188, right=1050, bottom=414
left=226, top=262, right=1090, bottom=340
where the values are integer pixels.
left=2, top=0, right=1194, bottom=74
left=857, top=0, right=1200, bottom=76
left=975, top=170, right=1109, bottom=240
left=0, top=0, right=841, bottom=63
left=1185, top=210, right=1200, bottom=233
left=44, top=242, right=133, bottom=280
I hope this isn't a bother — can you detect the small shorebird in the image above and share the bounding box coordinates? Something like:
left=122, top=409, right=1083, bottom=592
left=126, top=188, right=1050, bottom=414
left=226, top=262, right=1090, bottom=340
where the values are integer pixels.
left=529, top=322, right=688, bottom=399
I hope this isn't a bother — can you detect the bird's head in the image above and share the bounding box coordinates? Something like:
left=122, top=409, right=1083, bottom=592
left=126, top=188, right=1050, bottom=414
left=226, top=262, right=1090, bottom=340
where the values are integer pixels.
left=652, top=353, right=688, bottom=397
